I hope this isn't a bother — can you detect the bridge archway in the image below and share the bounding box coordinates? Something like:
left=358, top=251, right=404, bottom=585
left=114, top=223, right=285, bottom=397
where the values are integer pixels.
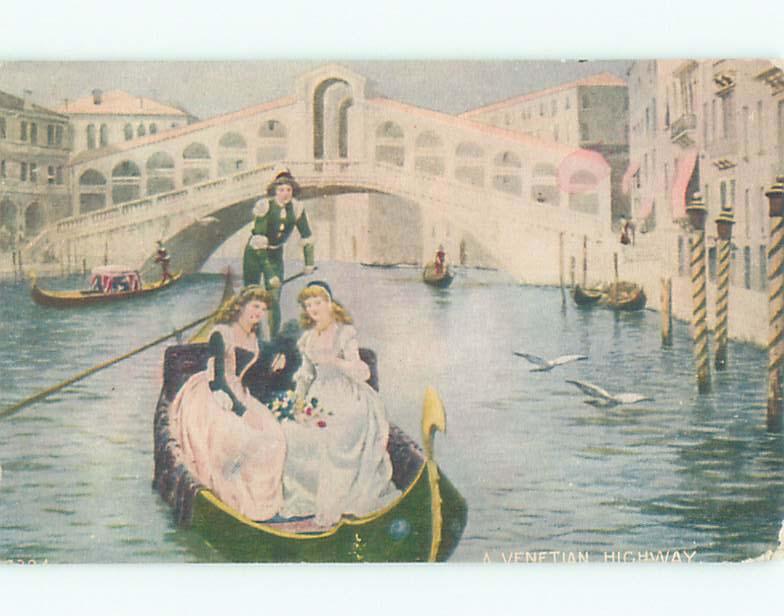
left=313, top=78, right=353, bottom=161
left=25, top=202, right=45, bottom=236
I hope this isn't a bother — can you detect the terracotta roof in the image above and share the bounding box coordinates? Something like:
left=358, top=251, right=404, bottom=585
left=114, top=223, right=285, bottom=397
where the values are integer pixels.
left=70, top=95, right=297, bottom=166
left=460, top=72, right=627, bottom=119
left=55, top=90, right=190, bottom=117
left=369, top=97, right=589, bottom=158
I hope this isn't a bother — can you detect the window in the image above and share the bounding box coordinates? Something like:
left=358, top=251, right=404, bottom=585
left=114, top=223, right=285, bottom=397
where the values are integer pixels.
left=137, top=124, right=146, bottom=137
left=721, top=92, right=735, bottom=140
left=0, top=160, right=5, bottom=177
left=87, top=124, right=96, bottom=149
left=582, top=94, right=590, bottom=109
left=20, top=162, right=27, bottom=181
left=99, top=124, right=108, bottom=147
left=55, top=125, right=63, bottom=146
left=645, top=107, right=650, bottom=134
left=124, top=124, right=133, bottom=140
left=20, top=121, right=28, bottom=141
left=744, top=246, right=752, bottom=289
left=47, top=125, right=55, bottom=145
left=56, top=166, right=63, bottom=185
left=758, top=100, right=765, bottom=153
left=720, top=181, right=727, bottom=208
left=149, top=123, right=157, bottom=135
left=29, top=163, right=37, bottom=182
left=729, top=180, right=736, bottom=209
left=1, top=117, right=7, bottom=139
left=30, top=123, right=37, bottom=144
left=48, top=165, right=56, bottom=184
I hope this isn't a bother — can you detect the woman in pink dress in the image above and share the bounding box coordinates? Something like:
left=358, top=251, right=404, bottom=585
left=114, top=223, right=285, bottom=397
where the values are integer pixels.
left=169, top=286, right=286, bottom=521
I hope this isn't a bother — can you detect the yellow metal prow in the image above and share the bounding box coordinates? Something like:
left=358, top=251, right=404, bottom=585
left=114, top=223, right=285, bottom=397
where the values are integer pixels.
left=421, top=386, right=446, bottom=561
left=421, top=386, right=446, bottom=461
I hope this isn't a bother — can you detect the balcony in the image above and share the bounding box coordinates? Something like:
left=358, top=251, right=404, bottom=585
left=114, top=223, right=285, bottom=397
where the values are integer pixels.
left=670, top=113, right=697, bottom=147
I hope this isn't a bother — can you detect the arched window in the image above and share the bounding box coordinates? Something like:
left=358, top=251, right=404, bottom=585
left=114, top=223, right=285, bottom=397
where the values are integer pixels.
left=111, top=160, right=142, bottom=204
left=137, top=124, right=146, bottom=138
left=218, top=132, right=247, bottom=176
left=182, top=142, right=211, bottom=159
left=531, top=162, right=560, bottom=206
left=493, top=151, right=522, bottom=195
left=375, top=121, right=405, bottom=167
left=414, top=131, right=444, bottom=175
left=25, top=202, right=44, bottom=236
left=568, top=170, right=599, bottom=214
left=455, top=141, right=485, bottom=186
left=146, top=151, right=176, bottom=195
left=146, top=151, right=175, bottom=170
left=124, top=124, right=133, bottom=140
left=149, top=123, right=158, bottom=135
left=99, top=124, right=109, bottom=147
left=86, top=124, right=96, bottom=150
left=78, top=169, right=107, bottom=213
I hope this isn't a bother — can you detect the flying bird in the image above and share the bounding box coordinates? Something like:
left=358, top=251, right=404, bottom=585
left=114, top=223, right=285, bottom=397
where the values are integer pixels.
left=513, top=352, right=588, bottom=372
left=565, top=379, right=652, bottom=407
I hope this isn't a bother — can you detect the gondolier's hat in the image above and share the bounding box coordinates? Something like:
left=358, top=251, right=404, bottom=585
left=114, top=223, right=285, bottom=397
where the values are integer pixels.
left=267, top=169, right=301, bottom=197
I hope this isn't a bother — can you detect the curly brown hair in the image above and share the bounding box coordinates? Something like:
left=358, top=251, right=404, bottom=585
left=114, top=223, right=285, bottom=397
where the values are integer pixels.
left=297, top=284, right=353, bottom=329
left=215, top=285, right=273, bottom=326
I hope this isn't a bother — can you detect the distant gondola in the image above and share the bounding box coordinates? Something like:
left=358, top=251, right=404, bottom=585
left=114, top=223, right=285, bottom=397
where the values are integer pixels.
left=572, top=285, right=604, bottom=306
left=31, top=265, right=181, bottom=308
left=422, top=263, right=454, bottom=288
left=603, top=282, right=647, bottom=311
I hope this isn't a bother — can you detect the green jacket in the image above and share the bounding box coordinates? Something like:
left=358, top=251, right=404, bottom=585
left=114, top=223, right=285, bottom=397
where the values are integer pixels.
left=249, top=198, right=314, bottom=266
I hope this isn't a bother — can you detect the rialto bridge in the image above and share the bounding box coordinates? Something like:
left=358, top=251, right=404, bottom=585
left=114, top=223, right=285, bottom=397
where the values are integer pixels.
left=25, top=65, right=615, bottom=285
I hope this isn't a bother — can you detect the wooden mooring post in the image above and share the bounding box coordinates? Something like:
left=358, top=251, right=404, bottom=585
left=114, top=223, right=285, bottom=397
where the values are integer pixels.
left=661, top=277, right=672, bottom=346
left=569, top=256, right=576, bottom=289
left=765, top=177, right=784, bottom=432
left=559, top=232, right=566, bottom=307
left=582, top=235, right=587, bottom=287
left=714, top=211, right=735, bottom=370
left=687, top=194, right=710, bottom=394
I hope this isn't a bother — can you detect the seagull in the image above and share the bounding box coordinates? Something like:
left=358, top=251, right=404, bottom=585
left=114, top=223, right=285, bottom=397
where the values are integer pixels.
left=565, top=379, right=652, bottom=407
left=513, top=352, right=588, bottom=372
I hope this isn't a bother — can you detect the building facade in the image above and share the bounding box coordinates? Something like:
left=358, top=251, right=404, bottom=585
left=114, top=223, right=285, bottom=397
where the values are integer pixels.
left=461, top=73, right=630, bottom=221
left=55, top=90, right=194, bottom=156
left=0, top=90, right=71, bottom=252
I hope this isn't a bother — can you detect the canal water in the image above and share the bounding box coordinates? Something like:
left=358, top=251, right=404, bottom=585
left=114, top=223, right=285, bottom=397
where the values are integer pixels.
left=0, top=261, right=782, bottom=563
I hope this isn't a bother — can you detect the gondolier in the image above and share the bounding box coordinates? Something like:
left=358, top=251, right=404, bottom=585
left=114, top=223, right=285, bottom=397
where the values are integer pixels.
left=242, top=169, right=315, bottom=337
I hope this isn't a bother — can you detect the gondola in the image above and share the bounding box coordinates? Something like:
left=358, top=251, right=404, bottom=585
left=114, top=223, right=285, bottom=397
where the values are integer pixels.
left=422, top=263, right=454, bottom=288
left=31, top=266, right=181, bottom=308
left=152, top=280, right=467, bottom=562
left=572, top=285, right=604, bottom=307
left=602, top=282, right=647, bottom=311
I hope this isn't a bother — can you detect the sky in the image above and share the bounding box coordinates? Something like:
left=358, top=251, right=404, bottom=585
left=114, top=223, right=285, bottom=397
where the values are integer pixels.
left=0, top=60, right=633, bottom=121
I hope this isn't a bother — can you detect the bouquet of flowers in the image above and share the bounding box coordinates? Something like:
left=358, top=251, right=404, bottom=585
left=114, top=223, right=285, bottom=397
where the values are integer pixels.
left=270, top=390, right=331, bottom=428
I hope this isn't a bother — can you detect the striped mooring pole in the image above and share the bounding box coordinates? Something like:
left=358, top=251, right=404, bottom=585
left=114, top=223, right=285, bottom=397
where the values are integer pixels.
left=687, top=193, right=710, bottom=394
left=714, top=210, right=735, bottom=370
left=766, top=177, right=784, bottom=432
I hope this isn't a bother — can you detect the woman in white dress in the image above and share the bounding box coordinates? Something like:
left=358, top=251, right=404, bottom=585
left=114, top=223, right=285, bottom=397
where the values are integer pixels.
left=169, top=286, right=286, bottom=521
left=280, top=281, right=400, bottom=527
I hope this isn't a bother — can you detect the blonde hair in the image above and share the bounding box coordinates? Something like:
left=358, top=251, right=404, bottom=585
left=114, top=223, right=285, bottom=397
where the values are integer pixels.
left=297, top=284, right=353, bottom=329
left=215, top=285, right=272, bottom=326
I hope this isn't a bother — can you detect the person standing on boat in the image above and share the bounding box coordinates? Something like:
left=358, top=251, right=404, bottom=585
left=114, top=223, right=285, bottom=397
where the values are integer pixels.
left=155, top=240, right=173, bottom=282
left=278, top=281, right=400, bottom=528
left=169, top=286, right=287, bottom=521
left=242, top=169, right=315, bottom=338
left=434, top=244, right=446, bottom=275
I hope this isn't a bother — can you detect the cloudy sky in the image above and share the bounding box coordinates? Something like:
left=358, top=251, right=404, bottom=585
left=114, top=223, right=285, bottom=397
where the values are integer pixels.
left=0, top=60, right=632, bottom=120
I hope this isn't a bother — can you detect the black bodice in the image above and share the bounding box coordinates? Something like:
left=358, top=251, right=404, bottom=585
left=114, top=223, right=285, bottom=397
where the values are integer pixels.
left=234, top=347, right=255, bottom=376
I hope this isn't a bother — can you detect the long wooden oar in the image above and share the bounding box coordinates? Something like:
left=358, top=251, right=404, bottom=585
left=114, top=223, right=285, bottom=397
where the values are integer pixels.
left=0, top=268, right=315, bottom=420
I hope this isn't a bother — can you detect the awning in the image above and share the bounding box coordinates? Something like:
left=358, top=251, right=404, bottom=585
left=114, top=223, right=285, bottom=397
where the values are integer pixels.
left=671, top=149, right=699, bottom=220
left=621, top=160, right=640, bottom=195
left=637, top=197, right=655, bottom=219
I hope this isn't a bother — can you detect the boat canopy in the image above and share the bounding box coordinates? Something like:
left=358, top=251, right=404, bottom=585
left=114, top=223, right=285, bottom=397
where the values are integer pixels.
left=89, top=266, right=142, bottom=293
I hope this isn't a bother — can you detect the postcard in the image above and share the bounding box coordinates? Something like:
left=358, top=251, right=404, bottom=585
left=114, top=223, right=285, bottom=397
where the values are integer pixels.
left=2, top=55, right=784, bottom=589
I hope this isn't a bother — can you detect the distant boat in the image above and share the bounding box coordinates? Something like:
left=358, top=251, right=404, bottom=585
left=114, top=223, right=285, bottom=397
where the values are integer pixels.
left=31, top=265, right=181, bottom=307
left=360, top=262, right=400, bottom=269
left=422, top=263, right=454, bottom=288
left=603, top=282, right=647, bottom=312
left=573, top=285, right=604, bottom=307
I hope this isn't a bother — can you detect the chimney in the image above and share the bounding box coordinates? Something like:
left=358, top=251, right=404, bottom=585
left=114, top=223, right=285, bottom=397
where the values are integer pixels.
left=92, top=89, right=103, bottom=105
